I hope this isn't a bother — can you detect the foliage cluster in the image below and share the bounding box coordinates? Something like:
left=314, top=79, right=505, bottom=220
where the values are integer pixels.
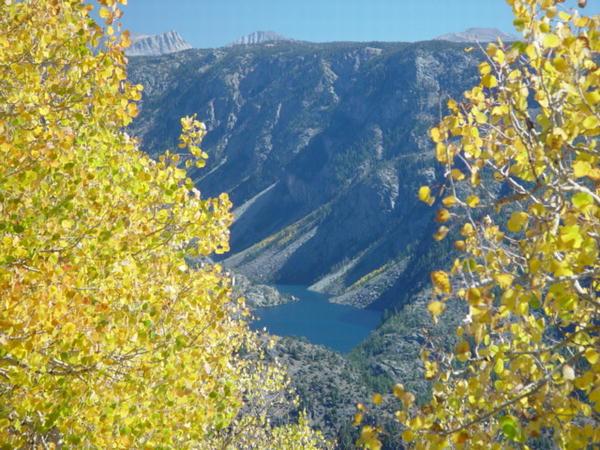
left=357, top=0, right=599, bottom=448
left=0, top=1, right=325, bottom=448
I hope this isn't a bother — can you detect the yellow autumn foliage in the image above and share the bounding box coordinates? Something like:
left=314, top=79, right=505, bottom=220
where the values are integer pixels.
left=0, top=1, right=325, bottom=448
left=360, top=0, right=599, bottom=448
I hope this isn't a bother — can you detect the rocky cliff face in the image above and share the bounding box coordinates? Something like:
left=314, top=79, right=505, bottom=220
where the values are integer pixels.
left=125, top=31, right=192, bottom=57
left=128, top=40, right=479, bottom=311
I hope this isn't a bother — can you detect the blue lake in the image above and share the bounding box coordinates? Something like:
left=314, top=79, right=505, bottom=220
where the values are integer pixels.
left=251, top=285, right=382, bottom=353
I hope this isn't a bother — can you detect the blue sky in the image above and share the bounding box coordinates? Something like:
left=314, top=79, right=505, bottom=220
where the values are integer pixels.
left=114, top=0, right=599, bottom=48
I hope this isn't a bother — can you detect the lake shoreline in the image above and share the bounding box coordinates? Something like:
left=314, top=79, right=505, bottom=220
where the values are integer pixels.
left=251, top=284, right=382, bottom=354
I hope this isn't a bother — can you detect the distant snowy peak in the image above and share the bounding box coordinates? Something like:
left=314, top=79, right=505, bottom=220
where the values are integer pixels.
left=126, top=31, right=192, bottom=57
left=231, top=31, right=291, bottom=46
left=435, top=27, right=518, bottom=43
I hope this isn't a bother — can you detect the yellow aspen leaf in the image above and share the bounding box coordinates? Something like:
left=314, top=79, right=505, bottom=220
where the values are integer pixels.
left=558, top=11, right=571, bottom=21
left=393, top=384, right=405, bottom=400
left=402, top=430, right=415, bottom=442
left=573, top=160, right=592, bottom=178
left=495, top=273, right=514, bottom=289
left=352, top=413, right=364, bottom=426
left=582, top=115, right=599, bottom=130
left=436, top=142, right=449, bottom=163
left=492, top=104, right=509, bottom=116
left=461, top=223, right=475, bottom=237
left=427, top=301, right=446, bottom=317
left=507, top=211, right=528, bottom=233
left=584, top=349, right=599, bottom=365
left=479, top=62, right=492, bottom=75
left=590, top=388, right=600, bottom=404
left=572, top=192, right=593, bottom=210
left=98, top=7, right=110, bottom=19
left=127, top=103, right=139, bottom=118
left=482, top=74, right=498, bottom=88
left=575, top=371, right=594, bottom=390
left=584, top=90, right=600, bottom=105
left=430, top=127, right=442, bottom=143
left=418, top=185, right=433, bottom=205
left=455, top=340, right=470, bottom=361
left=62, top=322, right=77, bottom=335
left=442, top=195, right=458, bottom=207
left=495, top=49, right=505, bottom=65
left=121, top=32, right=132, bottom=47
left=358, top=426, right=382, bottom=450
left=494, top=358, right=505, bottom=375
left=553, top=57, right=569, bottom=72
left=434, top=226, right=449, bottom=241
left=401, top=392, right=415, bottom=408
left=61, top=219, right=74, bottom=229
left=431, top=271, right=451, bottom=294
left=436, top=208, right=451, bottom=223
left=424, top=360, right=438, bottom=379
left=474, top=110, right=488, bottom=124
left=542, top=33, right=561, bottom=48
left=466, top=195, right=480, bottom=207
left=466, top=287, right=481, bottom=304
left=451, top=168, right=465, bottom=180
left=559, top=225, right=583, bottom=249
left=372, top=393, right=383, bottom=405
left=395, top=410, right=407, bottom=423
left=574, top=16, right=589, bottom=27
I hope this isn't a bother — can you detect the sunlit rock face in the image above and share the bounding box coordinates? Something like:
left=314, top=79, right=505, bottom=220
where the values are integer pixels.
left=125, top=31, right=192, bottom=57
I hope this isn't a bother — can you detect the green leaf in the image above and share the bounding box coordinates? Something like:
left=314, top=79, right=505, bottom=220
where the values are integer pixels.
left=572, top=192, right=592, bottom=209
left=500, top=416, right=520, bottom=441
left=12, top=224, right=25, bottom=233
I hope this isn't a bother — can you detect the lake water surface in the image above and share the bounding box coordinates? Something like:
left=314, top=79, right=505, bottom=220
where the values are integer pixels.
left=252, top=285, right=382, bottom=353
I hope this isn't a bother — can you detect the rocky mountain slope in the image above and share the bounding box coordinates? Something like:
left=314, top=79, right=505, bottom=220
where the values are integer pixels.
left=125, top=31, right=192, bottom=56
left=264, top=295, right=465, bottom=448
left=267, top=337, right=372, bottom=440
left=128, top=39, right=479, bottom=312
left=232, top=272, right=296, bottom=307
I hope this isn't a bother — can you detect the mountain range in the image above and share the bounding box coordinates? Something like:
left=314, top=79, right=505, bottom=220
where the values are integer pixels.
left=434, top=27, right=517, bottom=43
left=124, top=27, right=518, bottom=57
left=231, top=30, right=291, bottom=46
